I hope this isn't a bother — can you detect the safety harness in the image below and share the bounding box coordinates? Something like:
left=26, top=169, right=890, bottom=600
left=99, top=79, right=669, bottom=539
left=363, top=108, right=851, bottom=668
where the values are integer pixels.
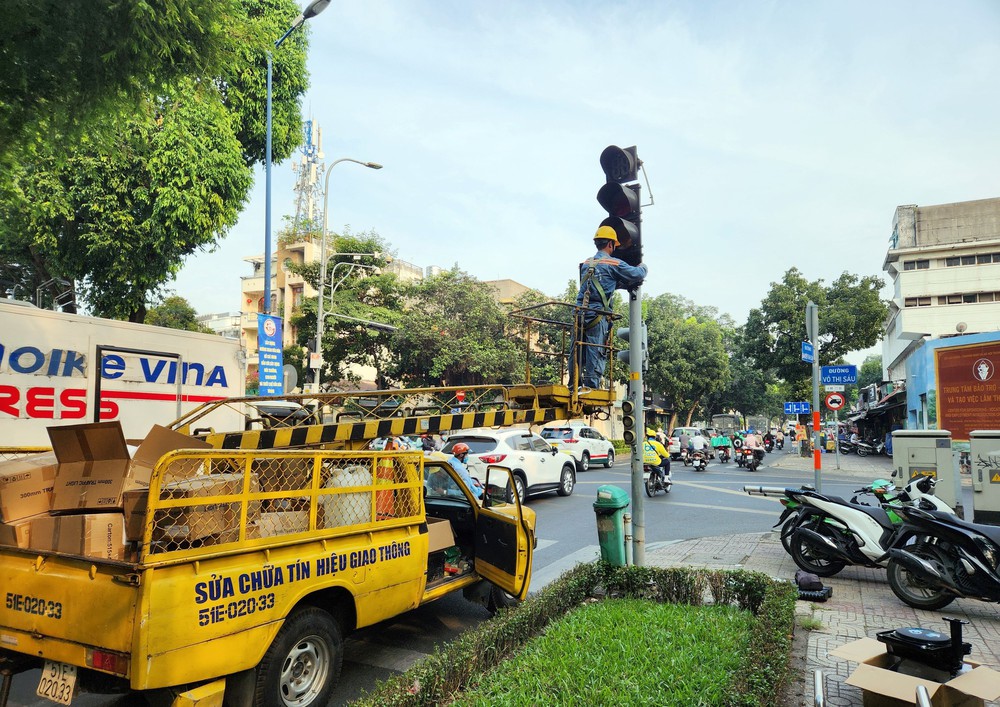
left=579, top=260, right=611, bottom=330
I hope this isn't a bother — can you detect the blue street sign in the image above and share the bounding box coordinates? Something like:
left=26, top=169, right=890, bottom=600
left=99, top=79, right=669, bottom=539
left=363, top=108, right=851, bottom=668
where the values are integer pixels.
left=821, top=365, right=858, bottom=385
left=783, top=401, right=812, bottom=415
left=801, top=341, right=814, bottom=363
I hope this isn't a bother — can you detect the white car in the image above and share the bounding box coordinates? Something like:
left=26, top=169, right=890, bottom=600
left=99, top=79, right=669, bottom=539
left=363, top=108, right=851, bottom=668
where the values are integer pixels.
left=441, top=429, right=577, bottom=503
left=540, top=425, right=615, bottom=471
left=668, top=426, right=713, bottom=460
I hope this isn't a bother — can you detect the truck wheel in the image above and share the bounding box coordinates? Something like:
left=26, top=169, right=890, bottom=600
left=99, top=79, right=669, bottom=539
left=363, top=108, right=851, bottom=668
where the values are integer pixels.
left=487, top=583, right=520, bottom=615
left=254, top=607, right=342, bottom=707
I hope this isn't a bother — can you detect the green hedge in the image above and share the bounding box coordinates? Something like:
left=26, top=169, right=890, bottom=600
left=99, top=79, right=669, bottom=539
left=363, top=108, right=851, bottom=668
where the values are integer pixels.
left=349, top=563, right=797, bottom=707
left=612, top=439, right=630, bottom=454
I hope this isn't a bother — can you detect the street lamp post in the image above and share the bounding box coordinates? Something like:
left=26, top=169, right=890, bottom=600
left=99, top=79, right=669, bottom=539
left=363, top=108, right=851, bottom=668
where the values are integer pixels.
left=313, top=159, right=383, bottom=392
left=264, top=0, right=331, bottom=315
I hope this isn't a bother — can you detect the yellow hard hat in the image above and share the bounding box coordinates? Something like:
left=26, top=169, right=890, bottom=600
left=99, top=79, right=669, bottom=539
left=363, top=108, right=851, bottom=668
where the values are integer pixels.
left=594, top=225, right=619, bottom=244
left=646, top=428, right=656, bottom=436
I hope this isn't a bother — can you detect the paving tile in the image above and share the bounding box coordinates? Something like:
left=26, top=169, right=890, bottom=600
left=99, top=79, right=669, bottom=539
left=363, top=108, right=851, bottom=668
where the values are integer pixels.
left=646, top=531, right=1000, bottom=706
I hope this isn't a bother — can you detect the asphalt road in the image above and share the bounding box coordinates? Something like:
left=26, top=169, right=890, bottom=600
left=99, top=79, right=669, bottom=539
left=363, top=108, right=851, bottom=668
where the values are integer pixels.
left=4, top=449, right=931, bottom=706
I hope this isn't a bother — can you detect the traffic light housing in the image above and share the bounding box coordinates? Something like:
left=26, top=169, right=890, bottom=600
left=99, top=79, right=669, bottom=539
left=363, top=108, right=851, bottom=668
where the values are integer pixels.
left=615, top=325, right=648, bottom=371
left=621, top=398, right=637, bottom=445
left=597, top=145, right=642, bottom=267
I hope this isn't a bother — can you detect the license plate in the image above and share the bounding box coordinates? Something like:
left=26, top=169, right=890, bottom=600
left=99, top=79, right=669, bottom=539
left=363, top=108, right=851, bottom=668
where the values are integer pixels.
left=36, top=661, right=77, bottom=705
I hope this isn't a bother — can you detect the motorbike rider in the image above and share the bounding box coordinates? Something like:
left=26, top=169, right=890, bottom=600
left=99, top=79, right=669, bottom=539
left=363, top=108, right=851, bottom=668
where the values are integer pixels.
left=643, top=428, right=670, bottom=481
left=446, top=442, right=484, bottom=500
left=689, top=430, right=708, bottom=459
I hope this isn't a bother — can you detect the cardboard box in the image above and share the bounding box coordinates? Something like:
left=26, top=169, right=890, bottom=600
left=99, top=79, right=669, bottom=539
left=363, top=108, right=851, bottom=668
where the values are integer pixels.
left=30, top=513, right=126, bottom=560
left=122, top=489, right=149, bottom=542
left=0, top=514, right=40, bottom=548
left=831, top=637, right=1000, bottom=707
left=157, top=473, right=260, bottom=543
left=48, top=422, right=132, bottom=512
left=426, top=516, right=456, bottom=553
left=49, top=422, right=210, bottom=513
left=127, top=425, right=210, bottom=489
left=258, top=510, right=310, bottom=538
left=0, top=453, right=57, bottom=522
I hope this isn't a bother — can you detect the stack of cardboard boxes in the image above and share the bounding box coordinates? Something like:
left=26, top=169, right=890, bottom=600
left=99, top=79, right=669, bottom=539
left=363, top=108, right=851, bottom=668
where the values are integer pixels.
left=0, top=421, right=252, bottom=560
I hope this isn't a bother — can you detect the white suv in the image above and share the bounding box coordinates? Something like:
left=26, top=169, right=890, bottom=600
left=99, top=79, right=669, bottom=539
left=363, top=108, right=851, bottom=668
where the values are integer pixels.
left=442, top=429, right=577, bottom=504
left=540, top=425, right=615, bottom=471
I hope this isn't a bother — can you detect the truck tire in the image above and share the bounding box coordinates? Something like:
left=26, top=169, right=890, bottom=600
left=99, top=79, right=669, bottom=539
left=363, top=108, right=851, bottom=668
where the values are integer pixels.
left=487, top=583, right=520, bottom=615
left=254, top=607, right=343, bottom=707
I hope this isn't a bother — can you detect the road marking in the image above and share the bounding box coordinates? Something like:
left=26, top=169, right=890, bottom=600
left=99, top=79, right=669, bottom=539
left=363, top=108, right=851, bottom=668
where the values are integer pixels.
left=530, top=545, right=600, bottom=591
left=535, top=538, right=556, bottom=551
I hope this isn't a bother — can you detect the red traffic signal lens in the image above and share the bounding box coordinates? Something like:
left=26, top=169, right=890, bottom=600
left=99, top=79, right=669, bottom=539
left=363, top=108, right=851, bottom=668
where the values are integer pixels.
left=600, top=145, right=639, bottom=183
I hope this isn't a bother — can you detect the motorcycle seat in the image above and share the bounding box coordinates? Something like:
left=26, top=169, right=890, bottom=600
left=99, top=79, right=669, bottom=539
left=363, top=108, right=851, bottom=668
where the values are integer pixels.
left=810, top=493, right=894, bottom=530
left=922, top=508, right=1000, bottom=546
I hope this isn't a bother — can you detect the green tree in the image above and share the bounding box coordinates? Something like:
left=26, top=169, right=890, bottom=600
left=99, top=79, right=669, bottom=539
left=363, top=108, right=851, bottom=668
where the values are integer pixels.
left=0, top=0, right=310, bottom=320
left=387, top=269, right=521, bottom=387
left=744, top=268, right=887, bottom=388
left=711, top=326, right=769, bottom=422
left=0, top=0, right=237, bottom=160
left=644, top=294, right=731, bottom=429
left=145, top=296, right=213, bottom=333
left=858, top=354, right=883, bottom=389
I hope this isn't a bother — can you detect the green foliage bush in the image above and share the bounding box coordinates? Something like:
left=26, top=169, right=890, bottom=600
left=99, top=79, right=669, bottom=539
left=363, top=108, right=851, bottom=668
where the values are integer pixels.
left=350, top=563, right=796, bottom=707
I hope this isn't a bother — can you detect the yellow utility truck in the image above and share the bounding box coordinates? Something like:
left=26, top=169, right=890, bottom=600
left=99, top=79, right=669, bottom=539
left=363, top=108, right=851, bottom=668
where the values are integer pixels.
left=0, top=424, right=533, bottom=706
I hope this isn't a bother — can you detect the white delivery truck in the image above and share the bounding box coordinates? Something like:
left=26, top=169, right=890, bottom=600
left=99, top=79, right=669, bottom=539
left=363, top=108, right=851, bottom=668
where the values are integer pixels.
left=0, top=300, right=245, bottom=445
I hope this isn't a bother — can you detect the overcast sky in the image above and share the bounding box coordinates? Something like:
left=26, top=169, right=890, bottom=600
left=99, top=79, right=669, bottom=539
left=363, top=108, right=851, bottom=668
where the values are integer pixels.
left=174, top=0, right=1000, bottom=362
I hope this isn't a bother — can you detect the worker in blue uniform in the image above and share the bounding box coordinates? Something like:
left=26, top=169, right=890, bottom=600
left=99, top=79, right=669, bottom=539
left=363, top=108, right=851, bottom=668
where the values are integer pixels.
left=570, top=225, right=647, bottom=390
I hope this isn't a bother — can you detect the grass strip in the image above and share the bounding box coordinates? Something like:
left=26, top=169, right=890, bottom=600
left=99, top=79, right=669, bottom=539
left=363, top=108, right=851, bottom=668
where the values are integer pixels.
left=454, top=599, right=754, bottom=706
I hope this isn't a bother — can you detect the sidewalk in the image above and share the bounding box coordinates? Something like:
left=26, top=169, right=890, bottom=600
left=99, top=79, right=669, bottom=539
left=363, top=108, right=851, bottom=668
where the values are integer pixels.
left=645, top=463, right=1000, bottom=706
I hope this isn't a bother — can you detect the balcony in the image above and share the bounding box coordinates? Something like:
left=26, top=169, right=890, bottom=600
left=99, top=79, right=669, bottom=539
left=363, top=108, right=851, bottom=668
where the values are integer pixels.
left=242, top=313, right=260, bottom=328
left=241, top=276, right=266, bottom=293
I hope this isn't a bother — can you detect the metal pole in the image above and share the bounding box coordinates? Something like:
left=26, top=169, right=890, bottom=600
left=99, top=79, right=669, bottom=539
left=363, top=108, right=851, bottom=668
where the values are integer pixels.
left=834, top=409, right=841, bottom=469
left=313, top=159, right=383, bottom=394
left=808, top=301, right=821, bottom=491
left=263, top=51, right=273, bottom=315
left=628, top=286, right=645, bottom=566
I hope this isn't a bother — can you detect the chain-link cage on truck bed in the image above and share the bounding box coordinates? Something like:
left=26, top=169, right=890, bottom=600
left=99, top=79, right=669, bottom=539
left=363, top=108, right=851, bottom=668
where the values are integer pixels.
left=139, top=450, right=424, bottom=561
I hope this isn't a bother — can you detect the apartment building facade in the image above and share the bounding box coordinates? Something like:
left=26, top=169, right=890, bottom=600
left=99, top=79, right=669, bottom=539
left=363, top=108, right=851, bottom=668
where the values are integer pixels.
left=882, top=197, right=1000, bottom=382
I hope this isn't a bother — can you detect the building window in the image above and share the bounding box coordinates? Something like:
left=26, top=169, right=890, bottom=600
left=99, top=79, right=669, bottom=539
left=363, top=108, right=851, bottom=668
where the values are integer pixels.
left=947, top=294, right=962, bottom=304
left=994, top=254, right=1000, bottom=263
left=904, top=297, right=917, bottom=307
left=292, top=285, right=303, bottom=308
left=981, top=292, right=995, bottom=303
left=917, top=259, right=928, bottom=269
left=963, top=293, right=977, bottom=303
left=961, top=255, right=976, bottom=265
left=945, top=257, right=960, bottom=267
left=918, top=297, right=931, bottom=306
left=903, top=261, right=915, bottom=271
left=978, top=254, right=992, bottom=264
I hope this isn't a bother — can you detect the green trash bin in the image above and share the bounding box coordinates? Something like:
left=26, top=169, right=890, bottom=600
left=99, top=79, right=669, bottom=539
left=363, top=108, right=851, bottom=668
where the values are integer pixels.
left=593, top=485, right=630, bottom=566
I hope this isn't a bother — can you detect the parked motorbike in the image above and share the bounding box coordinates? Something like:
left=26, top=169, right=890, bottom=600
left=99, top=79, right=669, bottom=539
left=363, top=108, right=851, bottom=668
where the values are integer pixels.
left=785, top=476, right=954, bottom=577
left=886, top=505, right=1000, bottom=610
left=838, top=439, right=856, bottom=455
left=690, top=450, right=708, bottom=472
left=644, top=464, right=673, bottom=496
left=855, top=440, right=875, bottom=457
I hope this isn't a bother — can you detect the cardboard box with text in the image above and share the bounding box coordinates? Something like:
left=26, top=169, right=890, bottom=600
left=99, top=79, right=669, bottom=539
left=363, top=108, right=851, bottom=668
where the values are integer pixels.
left=30, top=513, right=126, bottom=560
left=0, top=453, right=57, bottom=522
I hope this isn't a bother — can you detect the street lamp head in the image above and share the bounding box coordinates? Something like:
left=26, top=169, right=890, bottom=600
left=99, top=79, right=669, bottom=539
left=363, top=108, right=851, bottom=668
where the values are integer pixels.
left=365, top=162, right=383, bottom=170
left=303, top=0, right=332, bottom=20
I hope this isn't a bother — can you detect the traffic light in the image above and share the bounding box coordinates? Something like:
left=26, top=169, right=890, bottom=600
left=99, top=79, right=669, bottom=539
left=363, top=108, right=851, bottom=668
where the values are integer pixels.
left=621, top=398, right=637, bottom=445
left=615, top=324, right=648, bottom=371
left=597, top=145, right=642, bottom=267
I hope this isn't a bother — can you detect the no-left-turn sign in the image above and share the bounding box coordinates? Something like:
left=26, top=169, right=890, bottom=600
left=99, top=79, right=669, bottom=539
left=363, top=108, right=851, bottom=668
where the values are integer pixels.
left=825, top=392, right=846, bottom=410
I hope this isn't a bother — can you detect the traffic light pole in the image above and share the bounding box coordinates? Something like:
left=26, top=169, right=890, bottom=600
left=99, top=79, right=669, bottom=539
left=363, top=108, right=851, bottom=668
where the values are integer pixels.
left=628, top=286, right=645, bottom=566
left=807, top=301, right=822, bottom=491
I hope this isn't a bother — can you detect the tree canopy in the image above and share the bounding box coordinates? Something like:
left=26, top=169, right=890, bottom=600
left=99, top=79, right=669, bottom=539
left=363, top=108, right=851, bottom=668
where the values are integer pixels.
left=145, top=295, right=214, bottom=333
left=0, top=0, right=310, bottom=320
left=744, top=267, right=887, bottom=386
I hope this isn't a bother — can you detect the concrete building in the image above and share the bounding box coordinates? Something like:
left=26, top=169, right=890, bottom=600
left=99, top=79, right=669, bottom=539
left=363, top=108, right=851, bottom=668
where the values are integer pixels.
left=882, top=197, right=1000, bottom=382
left=196, top=312, right=242, bottom=339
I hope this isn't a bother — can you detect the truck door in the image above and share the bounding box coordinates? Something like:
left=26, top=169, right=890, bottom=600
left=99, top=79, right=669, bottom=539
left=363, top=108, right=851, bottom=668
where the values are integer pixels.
left=473, top=466, right=533, bottom=601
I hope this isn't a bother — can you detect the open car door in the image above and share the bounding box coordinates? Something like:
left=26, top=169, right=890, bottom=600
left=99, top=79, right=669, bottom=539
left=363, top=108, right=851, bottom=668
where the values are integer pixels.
left=473, top=465, right=534, bottom=601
